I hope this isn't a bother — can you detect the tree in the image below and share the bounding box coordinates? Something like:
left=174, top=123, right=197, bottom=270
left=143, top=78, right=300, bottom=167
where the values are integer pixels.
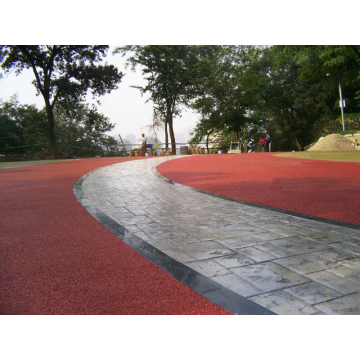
left=273, top=45, right=360, bottom=112
left=191, top=45, right=349, bottom=152
left=249, top=47, right=338, bottom=150
left=0, top=94, right=48, bottom=155
left=148, top=107, right=167, bottom=143
left=0, top=46, right=124, bottom=152
left=54, top=102, right=120, bottom=157
left=190, top=45, right=360, bottom=152
left=190, top=46, right=262, bottom=150
left=113, top=45, right=219, bottom=153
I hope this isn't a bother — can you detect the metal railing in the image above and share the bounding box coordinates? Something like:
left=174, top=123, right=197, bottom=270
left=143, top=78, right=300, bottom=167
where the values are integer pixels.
left=119, top=142, right=223, bottom=152
left=1, top=135, right=224, bottom=155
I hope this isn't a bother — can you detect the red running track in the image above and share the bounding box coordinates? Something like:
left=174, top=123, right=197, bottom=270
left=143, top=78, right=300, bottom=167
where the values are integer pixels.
left=157, top=153, right=360, bottom=226
left=0, top=158, right=230, bottom=315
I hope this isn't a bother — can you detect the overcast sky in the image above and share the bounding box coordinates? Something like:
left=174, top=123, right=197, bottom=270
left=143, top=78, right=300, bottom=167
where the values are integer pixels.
left=0, top=46, right=200, bottom=144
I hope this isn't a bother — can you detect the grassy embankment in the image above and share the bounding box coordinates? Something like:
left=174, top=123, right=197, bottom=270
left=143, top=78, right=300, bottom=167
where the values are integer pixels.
left=0, top=159, right=75, bottom=169
left=2, top=151, right=360, bottom=170
left=275, top=151, right=360, bottom=163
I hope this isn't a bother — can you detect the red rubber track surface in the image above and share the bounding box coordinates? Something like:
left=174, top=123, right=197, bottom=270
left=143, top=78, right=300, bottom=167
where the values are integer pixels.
left=0, top=158, right=230, bottom=315
left=157, top=153, right=360, bottom=226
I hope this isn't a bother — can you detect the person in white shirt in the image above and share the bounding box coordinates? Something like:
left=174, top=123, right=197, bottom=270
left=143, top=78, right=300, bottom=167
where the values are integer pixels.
left=141, top=133, right=147, bottom=156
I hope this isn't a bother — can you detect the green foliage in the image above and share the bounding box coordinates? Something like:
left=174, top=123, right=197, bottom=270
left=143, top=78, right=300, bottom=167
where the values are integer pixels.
left=213, top=132, right=231, bottom=154
left=0, top=97, right=122, bottom=158
left=188, top=45, right=360, bottom=152
left=114, top=45, right=219, bottom=152
left=338, top=129, right=360, bottom=135
left=3, top=45, right=359, bottom=154
left=273, top=45, right=360, bottom=109
left=238, top=47, right=342, bottom=150
left=190, top=46, right=264, bottom=150
left=0, top=94, right=48, bottom=155
left=0, top=46, right=124, bottom=152
left=54, top=102, right=120, bottom=157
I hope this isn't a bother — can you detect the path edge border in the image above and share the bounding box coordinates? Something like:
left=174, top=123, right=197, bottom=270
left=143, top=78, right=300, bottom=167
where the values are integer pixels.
left=73, top=163, right=276, bottom=315
left=154, top=163, right=360, bottom=230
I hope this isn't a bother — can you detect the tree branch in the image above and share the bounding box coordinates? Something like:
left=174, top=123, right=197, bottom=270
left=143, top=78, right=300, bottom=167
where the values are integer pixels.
left=17, top=46, right=45, bottom=97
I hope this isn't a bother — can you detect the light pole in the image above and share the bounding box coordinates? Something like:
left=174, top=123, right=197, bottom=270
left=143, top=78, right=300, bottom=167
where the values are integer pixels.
left=339, top=83, right=346, bottom=131
left=327, top=74, right=346, bottom=131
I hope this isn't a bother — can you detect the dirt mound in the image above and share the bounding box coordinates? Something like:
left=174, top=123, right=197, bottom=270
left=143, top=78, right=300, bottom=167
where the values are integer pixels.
left=307, top=134, right=355, bottom=151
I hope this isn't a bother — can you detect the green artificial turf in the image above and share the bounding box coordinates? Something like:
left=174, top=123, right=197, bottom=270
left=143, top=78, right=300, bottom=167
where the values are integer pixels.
left=274, top=150, right=360, bottom=163
left=0, top=159, right=76, bottom=169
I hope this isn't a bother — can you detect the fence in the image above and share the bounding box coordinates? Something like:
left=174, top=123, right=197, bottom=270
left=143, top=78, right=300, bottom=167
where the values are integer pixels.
left=119, top=142, right=224, bottom=155
left=0, top=133, right=107, bottom=156
left=1, top=133, right=225, bottom=157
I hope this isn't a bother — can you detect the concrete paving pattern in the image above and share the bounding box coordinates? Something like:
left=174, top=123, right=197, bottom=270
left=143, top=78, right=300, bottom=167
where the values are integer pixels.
left=78, top=156, right=360, bottom=315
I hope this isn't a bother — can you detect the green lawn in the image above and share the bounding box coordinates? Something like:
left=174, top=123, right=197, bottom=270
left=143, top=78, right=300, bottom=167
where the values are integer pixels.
left=0, top=159, right=76, bottom=169
left=274, top=150, right=360, bottom=162
left=2, top=151, right=359, bottom=169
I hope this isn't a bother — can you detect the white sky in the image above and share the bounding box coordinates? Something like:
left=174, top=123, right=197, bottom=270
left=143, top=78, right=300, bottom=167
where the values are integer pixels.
left=0, top=46, right=199, bottom=144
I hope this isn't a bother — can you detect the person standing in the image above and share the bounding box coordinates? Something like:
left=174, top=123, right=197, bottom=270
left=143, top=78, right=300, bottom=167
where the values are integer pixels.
left=259, top=136, right=266, bottom=152
left=265, top=131, right=272, bottom=152
left=141, top=133, right=147, bottom=156
left=247, top=138, right=255, bottom=153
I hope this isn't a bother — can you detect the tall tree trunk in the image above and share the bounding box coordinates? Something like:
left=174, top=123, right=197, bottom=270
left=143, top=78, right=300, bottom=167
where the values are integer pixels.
left=168, top=112, right=176, bottom=155
left=44, top=99, right=56, bottom=152
left=165, top=120, right=169, bottom=150
left=294, top=136, right=302, bottom=151
left=206, top=125, right=216, bottom=154
left=166, top=103, right=176, bottom=154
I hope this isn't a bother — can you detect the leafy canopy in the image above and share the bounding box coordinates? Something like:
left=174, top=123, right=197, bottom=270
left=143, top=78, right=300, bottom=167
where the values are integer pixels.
left=0, top=46, right=124, bottom=152
left=113, top=45, right=219, bottom=151
left=0, top=46, right=123, bottom=107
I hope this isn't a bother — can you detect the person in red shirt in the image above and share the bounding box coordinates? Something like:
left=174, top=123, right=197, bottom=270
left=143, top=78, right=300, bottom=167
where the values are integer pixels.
left=259, top=136, right=266, bottom=152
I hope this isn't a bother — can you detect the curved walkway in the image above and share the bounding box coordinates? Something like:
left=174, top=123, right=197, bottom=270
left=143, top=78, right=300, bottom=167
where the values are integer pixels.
left=76, top=156, right=360, bottom=315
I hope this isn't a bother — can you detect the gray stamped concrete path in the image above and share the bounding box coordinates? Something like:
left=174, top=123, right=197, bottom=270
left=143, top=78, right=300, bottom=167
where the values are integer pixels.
left=75, top=156, right=360, bottom=315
